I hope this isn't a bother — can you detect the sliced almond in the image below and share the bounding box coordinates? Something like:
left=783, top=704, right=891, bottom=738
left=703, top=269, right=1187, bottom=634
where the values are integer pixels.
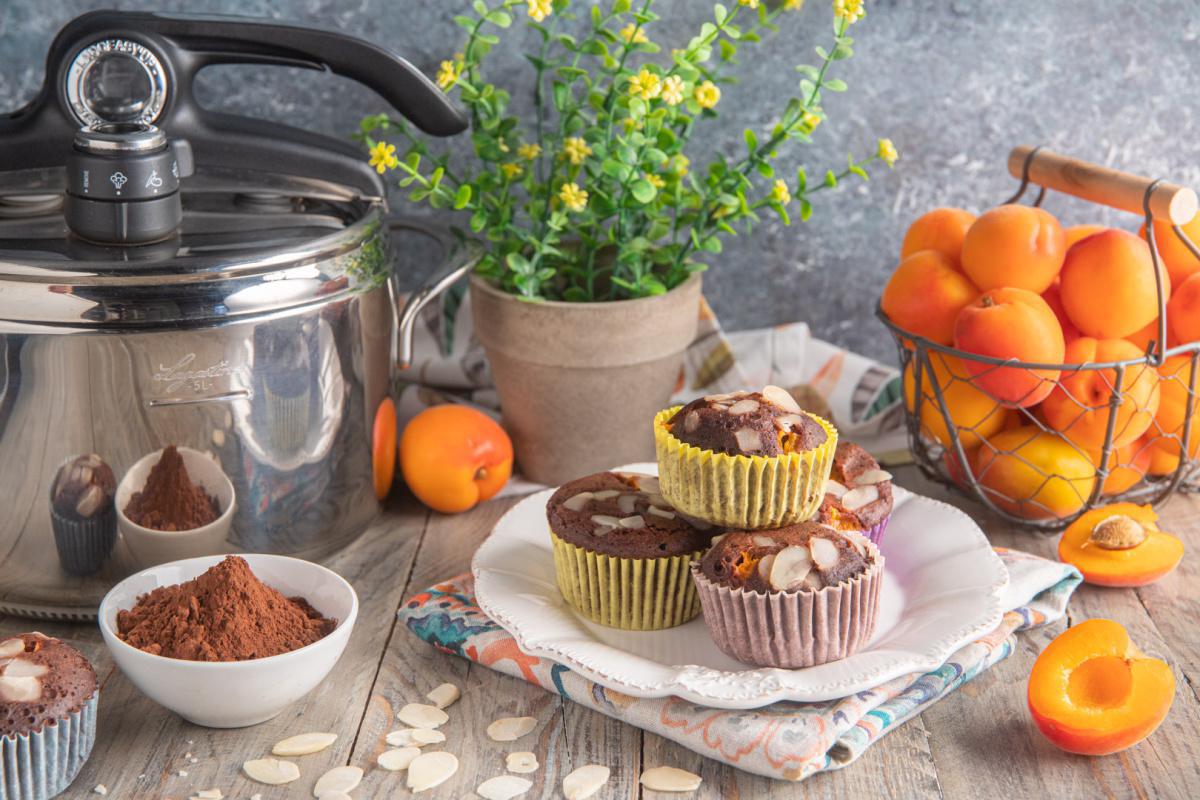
left=647, top=506, right=676, bottom=520
left=406, top=751, right=458, bottom=793
left=709, top=532, right=727, bottom=545
left=2, top=659, right=48, bottom=678
left=191, top=791, right=223, bottom=800
left=841, top=485, right=879, bottom=511
left=591, top=489, right=620, bottom=501
left=411, top=729, right=446, bottom=745
left=762, top=384, right=802, bottom=413
left=636, top=475, right=661, bottom=493
left=506, top=752, right=539, bottom=774
left=0, top=639, right=23, bottom=659
left=563, top=765, right=611, bottom=800
left=824, top=479, right=849, bottom=499
left=640, top=765, right=702, bottom=792
left=809, top=537, right=841, bottom=570
left=728, top=398, right=760, bottom=415
left=242, top=758, right=300, bottom=786
left=683, top=411, right=701, bottom=432
left=271, top=732, right=337, bottom=757
left=618, top=515, right=645, bottom=529
left=774, top=413, right=808, bottom=432
left=0, top=675, right=41, bottom=702
left=845, top=531, right=869, bottom=557
left=312, top=765, right=362, bottom=797
left=590, top=515, right=620, bottom=528
left=617, top=494, right=638, bottom=515
left=386, top=729, right=418, bottom=747
left=397, top=703, right=449, bottom=729
left=767, top=545, right=813, bottom=591
left=477, top=775, right=533, bottom=800
left=314, top=794, right=350, bottom=800
left=751, top=534, right=776, bottom=548
left=377, top=747, right=421, bottom=771
left=426, top=682, right=461, bottom=710
left=562, top=492, right=593, bottom=512
left=854, top=468, right=893, bottom=485
left=487, top=716, right=538, bottom=742
left=734, top=428, right=762, bottom=452
left=756, top=552, right=776, bottom=579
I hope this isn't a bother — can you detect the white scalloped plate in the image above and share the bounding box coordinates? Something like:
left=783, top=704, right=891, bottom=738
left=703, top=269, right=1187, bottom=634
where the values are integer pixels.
left=472, top=463, right=1009, bottom=708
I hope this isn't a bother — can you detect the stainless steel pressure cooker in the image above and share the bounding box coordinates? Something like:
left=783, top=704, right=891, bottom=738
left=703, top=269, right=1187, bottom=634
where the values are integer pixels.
left=0, top=11, right=475, bottom=618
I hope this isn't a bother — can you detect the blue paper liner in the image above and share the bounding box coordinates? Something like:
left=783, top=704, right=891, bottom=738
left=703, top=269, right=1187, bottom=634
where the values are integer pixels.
left=0, top=691, right=97, bottom=800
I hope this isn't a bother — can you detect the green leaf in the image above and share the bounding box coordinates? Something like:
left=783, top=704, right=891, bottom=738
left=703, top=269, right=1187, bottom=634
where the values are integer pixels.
left=824, top=78, right=847, bottom=92
left=700, top=236, right=722, bottom=253
left=472, top=0, right=487, bottom=16
left=485, top=10, right=512, bottom=27
left=824, top=170, right=837, bottom=188
left=614, top=0, right=632, bottom=12
left=815, top=45, right=829, bottom=60
left=552, top=81, right=570, bottom=111
left=453, top=184, right=472, bottom=209
left=714, top=3, right=728, bottom=25
left=743, top=128, right=758, bottom=153
left=756, top=161, right=774, bottom=179
left=630, top=179, right=658, bottom=203
left=470, top=210, right=487, bottom=233
left=799, top=198, right=813, bottom=221
left=796, top=166, right=807, bottom=192
left=453, top=15, right=475, bottom=29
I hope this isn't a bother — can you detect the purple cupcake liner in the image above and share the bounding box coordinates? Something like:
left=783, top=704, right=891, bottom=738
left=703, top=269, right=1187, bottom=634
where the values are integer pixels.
left=860, top=513, right=891, bottom=546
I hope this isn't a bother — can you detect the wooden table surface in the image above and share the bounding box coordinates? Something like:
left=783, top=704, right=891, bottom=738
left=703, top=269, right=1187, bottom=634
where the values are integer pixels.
left=6, top=466, right=1198, bottom=799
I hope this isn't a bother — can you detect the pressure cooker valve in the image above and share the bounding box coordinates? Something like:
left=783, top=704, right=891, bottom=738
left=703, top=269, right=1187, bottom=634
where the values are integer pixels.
left=63, top=122, right=194, bottom=245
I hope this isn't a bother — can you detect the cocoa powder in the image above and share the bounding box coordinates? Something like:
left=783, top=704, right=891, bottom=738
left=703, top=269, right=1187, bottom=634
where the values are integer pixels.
left=116, top=556, right=337, bottom=661
left=124, top=445, right=220, bottom=531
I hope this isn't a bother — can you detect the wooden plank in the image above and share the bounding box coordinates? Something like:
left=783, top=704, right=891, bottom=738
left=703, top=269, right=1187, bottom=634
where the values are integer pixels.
left=0, top=497, right=429, bottom=799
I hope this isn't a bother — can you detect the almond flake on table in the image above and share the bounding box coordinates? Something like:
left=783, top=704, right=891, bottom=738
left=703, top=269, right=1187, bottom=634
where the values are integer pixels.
left=377, top=746, right=421, bottom=771
left=486, top=716, right=538, bottom=742
left=562, top=765, right=610, bottom=800
left=477, top=774, right=533, bottom=800
left=640, top=765, right=702, bottom=792
left=242, top=758, right=300, bottom=786
left=272, top=732, right=337, bottom=756
left=397, top=702, right=450, bottom=729
left=92, top=787, right=107, bottom=797
left=190, top=791, right=223, bottom=800
left=506, top=751, right=539, bottom=773
left=426, top=682, right=461, bottom=709
left=406, top=751, right=459, bottom=793
left=311, top=765, right=362, bottom=797
left=386, top=728, right=445, bottom=747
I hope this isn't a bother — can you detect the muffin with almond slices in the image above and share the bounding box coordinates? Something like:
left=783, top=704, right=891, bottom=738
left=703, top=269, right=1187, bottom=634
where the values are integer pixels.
left=692, top=523, right=882, bottom=668
left=817, top=441, right=895, bottom=544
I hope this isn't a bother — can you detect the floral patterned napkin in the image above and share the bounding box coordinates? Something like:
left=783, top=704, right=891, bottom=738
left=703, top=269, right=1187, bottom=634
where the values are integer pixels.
left=399, top=548, right=1081, bottom=782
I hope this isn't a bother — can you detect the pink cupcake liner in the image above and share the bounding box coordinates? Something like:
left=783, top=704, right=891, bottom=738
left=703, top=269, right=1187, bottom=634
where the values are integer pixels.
left=690, top=542, right=883, bottom=669
left=861, top=513, right=890, bottom=545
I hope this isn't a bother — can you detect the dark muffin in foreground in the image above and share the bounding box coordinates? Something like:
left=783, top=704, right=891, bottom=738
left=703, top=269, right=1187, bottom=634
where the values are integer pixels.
left=0, top=633, right=99, bottom=798
left=653, top=386, right=838, bottom=529
left=547, top=471, right=718, bottom=630
left=49, top=453, right=117, bottom=576
left=818, top=441, right=895, bottom=543
left=692, top=524, right=882, bottom=668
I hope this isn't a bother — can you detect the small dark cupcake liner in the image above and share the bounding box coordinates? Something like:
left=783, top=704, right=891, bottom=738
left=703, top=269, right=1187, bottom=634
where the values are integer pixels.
left=49, top=506, right=116, bottom=577
left=691, top=540, right=883, bottom=669
left=0, top=691, right=97, bottom=800
left=264, top=386, right=310, bottom=452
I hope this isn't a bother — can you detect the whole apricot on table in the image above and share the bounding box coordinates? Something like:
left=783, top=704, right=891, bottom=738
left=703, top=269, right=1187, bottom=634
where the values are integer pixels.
left=1041, top=282, right=1081, bottom=344
left=972, top=426, right=1096, bottom=519
left=373, top=397, right=397, bottom=500
left=1042, top=338, right=1160, bottom=448
left=953, top=288, right=1065, bottom=407
left=1166, top=270, right=1200, bottom=344
left=400, top=404, right=513, bottom=513
left=900, top=207, right=976, bottom=268
left=1140, top=212, right=1200, bottom=286
left=1086, top=437, right=1152, bottom=496
left=1065, top=224, right=1107, bottom=249
left=1058, top=504, right=1183, bottom=587
left=1060, top=229, right=1169, bottom=339
left=881, top=250, right=979, bottom=345
left=1146, top=354, right=1200, bottom=475
left=903, top=352, right=1008, bottom=449
left=961, top=205, right=1066, bottom=294
left=1028, top=619, right=1175, bottom=756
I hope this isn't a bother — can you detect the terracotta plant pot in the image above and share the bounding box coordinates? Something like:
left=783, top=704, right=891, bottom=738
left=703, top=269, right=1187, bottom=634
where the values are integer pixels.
left=470, top=272, right=702, bottom=485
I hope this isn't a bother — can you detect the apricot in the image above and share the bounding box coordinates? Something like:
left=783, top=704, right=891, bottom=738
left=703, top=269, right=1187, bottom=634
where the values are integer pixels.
left=372, top=397, right=397, bottom=500
left=881, top=250, right=979, bottom=345
left=1140, top=212, right=1200, bottom=286
left=972, top=427, right=1097, bottom=520
left=903, top=352, right=1009, bottom=449
left=1087, top=438, right=1152, bottom=496
left=1042, top=282, right=1080, bottom=343
left=400, top=404, right=513, bottom=513
left=954, top=288, right=1065, bottom=407
left=1146, top=355, right=1200, bottom=475
left=901, top=207, right=976, bottom=268
left=1065, top=224, right=1107, bottom=249
left=1125, top=317, right=1168, bottom=355
left=1166, top=270, right=1200, bottom=344
left=1058, top=504, right=1184, bottom=587
left=1042, top=338, right=1160, bottom=448
left=1029, top=619, right=1175, bottom=756
left=1060, top=229, right=1169, bottom=339
left=961, top=205, right=1066, bottom=293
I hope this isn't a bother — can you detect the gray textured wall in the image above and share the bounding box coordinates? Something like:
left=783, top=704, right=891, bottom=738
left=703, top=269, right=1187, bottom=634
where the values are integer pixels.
left=2, top=1, right=1198, bottom=364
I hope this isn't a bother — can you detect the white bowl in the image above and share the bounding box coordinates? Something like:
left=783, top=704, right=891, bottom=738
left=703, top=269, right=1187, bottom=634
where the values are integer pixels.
left=116, top=447, right=236, bottom=567
left=98, top=554, right=358, bottom=728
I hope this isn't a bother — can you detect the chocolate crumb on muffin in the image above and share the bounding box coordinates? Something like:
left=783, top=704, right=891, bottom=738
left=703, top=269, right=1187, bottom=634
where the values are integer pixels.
left=49, top=453, right=117, bottom=576
left=698, top=523, right=871, bottom=593
left=547, top=471, right=718, bottom=630
left=666, top=386, right=827, bottom=458
left=818, top=441, right=894, bottom=543
left=0, top=633, right=98, bottom=798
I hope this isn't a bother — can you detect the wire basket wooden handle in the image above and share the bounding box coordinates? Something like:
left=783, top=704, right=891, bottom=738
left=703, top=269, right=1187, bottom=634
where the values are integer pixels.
left=1008, top=145, right=1198, bottom=225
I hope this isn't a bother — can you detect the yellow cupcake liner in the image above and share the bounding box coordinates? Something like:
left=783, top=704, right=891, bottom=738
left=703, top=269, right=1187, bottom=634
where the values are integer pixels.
left=550, top=530, right=702, bottom=630
left=653, top=406, right=838, bottom=529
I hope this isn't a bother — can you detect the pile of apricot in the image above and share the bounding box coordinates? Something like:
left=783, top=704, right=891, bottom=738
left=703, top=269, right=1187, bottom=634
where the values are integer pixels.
left=883, top=203, right=1200, bottom=522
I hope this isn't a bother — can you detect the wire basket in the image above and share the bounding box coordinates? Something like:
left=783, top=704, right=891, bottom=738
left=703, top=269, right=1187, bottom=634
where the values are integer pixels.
left=879, top=146, right=1200, bottom=531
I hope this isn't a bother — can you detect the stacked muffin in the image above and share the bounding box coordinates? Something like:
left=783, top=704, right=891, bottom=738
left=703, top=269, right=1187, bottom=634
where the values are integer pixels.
left=546, top=385, right=894, bottom=669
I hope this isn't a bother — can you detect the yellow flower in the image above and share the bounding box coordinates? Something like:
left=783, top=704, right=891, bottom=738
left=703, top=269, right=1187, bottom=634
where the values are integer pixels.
left=527, top=0, right=553, bottom=23
left=500, top=162, right=523, bottom=179
left=563, top=136, right=592, bottom=165
left=621, top=117, right=642, bottom=134
left=644, top=173, right=666, bottom=189
left=785, top=0, right=805, bottom=9
left=517, top=143, right=542, bottom=160
left=770, top=179, right=791, bottom=205
left=627, top=68, right=662, bottom=101
left=619, top=23, right=648, bottom=44
left=833, top=0, right=866, bottom=25
left=368, top=142, right=398, bottom=174
left=694, top=80, right=721, bottom=109
left=436, top=60, right=459, bottom=90
left=877, top=137, right=898, bottom=167
left=801, top=111, right=822, bottom=132
left=739, top=0, right=760, bottom=8
left=559, top=182, right=588, bottom=212
left=670, top=154, right=690, bottom=177
left=660, top=75, right=685, bottom=106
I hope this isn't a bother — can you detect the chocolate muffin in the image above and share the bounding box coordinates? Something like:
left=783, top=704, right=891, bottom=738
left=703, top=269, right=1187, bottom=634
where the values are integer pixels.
left=49, top=453, right=117, bottom=576
left=547, top=471, right=718, bottom=630
left=818, top=441, right=894, bottom=543
left=691, top=524, right=882, bottom=668
left=653, top=385, right=838, bottom=529
left=0, top=633, right=98, bottom=798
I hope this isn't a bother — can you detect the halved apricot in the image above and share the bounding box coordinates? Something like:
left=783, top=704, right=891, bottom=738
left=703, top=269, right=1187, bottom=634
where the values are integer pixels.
left=1028, top=619, right=1175, bottom=756
left=1058, top=503, right=1184, bottom=587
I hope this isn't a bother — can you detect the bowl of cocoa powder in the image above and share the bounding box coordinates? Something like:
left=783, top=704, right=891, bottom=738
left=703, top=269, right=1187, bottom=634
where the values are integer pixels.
left=115, top=445, right=236, bottom=567
left=98, top=554, right=357, bottom=728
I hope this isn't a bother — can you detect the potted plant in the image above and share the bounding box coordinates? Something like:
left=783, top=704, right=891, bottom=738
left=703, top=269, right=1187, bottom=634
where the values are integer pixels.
left=360, top=0, right=895, bottom=484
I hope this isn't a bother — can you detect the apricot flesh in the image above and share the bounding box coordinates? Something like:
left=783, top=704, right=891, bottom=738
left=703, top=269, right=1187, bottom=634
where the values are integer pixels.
left=1058, top=504, right=1184, bottom=587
